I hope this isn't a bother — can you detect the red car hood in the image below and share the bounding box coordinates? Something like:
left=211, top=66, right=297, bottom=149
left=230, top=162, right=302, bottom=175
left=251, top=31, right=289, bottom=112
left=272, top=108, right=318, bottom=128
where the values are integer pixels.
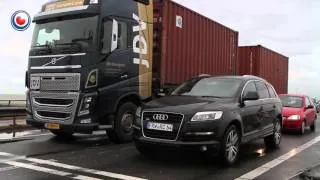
left=282, top=107, right=303, bottom=117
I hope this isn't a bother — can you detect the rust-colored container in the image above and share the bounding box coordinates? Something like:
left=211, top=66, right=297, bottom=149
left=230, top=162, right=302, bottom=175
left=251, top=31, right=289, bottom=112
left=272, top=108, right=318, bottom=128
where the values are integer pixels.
left=238, top=45, right=289, bottom=94
left=153, top=0, right=239, bottom=86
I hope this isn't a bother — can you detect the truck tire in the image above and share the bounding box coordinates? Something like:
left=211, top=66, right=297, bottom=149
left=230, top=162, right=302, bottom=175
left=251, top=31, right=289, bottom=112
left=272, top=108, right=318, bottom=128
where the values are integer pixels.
left=107, top=102, right=137, bottom=143
left=50, top=130, right=73, bottom=138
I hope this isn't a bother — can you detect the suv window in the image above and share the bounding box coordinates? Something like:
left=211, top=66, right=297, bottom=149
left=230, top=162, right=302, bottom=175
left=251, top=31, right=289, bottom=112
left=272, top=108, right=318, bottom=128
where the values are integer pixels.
left=267, top=84, right=277, bottom=98
left=242, top=81, right=257, bottom=98
left=255, top=81, right=270, bottom=99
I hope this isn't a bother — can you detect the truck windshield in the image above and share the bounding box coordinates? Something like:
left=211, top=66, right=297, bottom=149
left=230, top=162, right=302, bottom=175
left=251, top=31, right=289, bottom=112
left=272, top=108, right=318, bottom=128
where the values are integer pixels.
left=171, top=78, right=242, bottom=98
left=31, top=16, right=98, bottom=48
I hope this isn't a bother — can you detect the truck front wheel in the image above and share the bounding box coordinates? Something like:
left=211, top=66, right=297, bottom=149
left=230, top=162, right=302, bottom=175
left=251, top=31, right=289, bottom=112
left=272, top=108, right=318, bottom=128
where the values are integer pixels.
left=107, top=102, right=137, bottom=143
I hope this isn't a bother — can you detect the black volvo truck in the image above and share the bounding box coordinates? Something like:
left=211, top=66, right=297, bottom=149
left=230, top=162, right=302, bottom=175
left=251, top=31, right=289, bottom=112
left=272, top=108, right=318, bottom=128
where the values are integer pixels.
left=26, top=0, right=154, bottom=143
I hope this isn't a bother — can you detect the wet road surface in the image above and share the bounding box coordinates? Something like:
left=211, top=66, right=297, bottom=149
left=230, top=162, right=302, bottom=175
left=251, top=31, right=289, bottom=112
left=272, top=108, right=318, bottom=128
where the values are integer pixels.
left=0, top=120, right=320, bottom=180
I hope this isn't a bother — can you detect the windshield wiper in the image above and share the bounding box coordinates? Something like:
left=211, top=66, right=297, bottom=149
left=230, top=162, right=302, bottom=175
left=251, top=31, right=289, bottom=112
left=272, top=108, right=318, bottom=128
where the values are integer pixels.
left=71, top=37, right=92, bottom=43
left=32, top=44, right=52, bottom=51
left=54, top=42, right=83, bottom=50
left=200, top=96, right=223, bottom=98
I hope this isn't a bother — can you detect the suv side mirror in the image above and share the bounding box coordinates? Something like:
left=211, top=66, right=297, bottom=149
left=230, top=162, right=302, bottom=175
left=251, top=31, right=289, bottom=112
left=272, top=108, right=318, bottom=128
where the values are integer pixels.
left=243, top=91, right=259, bottom=101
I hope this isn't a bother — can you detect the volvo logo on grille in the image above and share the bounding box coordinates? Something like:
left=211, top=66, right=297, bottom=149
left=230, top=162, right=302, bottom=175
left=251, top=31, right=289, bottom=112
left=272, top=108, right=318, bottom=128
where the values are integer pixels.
left=51, top=58, right=57, bottom=65
left=153, top=114, right=169, bottom=121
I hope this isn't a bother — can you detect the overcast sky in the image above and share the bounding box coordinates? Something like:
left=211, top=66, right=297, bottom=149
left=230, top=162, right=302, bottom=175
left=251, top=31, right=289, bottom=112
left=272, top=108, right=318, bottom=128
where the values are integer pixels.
left=0, top=0, right=319, bottom=98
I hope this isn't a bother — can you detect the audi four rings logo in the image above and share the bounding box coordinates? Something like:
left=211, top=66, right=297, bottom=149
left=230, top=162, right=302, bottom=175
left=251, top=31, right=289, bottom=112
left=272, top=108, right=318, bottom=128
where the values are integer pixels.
left=153, top=114, right=169, bottom=121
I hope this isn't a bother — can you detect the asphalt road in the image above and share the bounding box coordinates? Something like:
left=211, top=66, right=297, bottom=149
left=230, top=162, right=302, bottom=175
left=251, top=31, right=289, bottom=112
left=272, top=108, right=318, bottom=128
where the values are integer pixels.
left=0, top=120, right=320, bottom=180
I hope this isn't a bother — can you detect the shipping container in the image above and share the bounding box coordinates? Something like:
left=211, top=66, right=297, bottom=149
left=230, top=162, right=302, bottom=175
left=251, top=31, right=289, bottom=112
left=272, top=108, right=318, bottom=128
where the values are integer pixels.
left=238, top=45, right=289, bottom=94
left=153, top=0, right=239, bottom=86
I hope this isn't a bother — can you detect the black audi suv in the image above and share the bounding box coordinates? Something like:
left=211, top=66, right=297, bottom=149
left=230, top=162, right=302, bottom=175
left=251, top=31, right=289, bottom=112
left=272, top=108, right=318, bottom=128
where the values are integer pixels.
left=133, top=75, right=282, bottom=166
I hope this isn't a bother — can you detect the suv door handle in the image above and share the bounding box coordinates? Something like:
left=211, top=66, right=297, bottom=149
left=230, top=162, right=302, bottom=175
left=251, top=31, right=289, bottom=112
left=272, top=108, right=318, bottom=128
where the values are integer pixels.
left=121, top=74, right=128, bottom=79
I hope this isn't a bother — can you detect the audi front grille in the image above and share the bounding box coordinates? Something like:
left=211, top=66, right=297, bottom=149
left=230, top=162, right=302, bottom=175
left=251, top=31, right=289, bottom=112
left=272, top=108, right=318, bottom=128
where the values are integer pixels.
left=142, top=112, right=184, bottom=140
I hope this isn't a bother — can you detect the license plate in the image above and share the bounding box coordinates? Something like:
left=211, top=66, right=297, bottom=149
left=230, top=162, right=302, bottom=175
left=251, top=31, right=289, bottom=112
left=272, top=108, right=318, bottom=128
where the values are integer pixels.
left=147, top=122, right=173, bottom=132
left=45, top=123, right=60, bottom=130
left=30, top=77, right=40, bottom=90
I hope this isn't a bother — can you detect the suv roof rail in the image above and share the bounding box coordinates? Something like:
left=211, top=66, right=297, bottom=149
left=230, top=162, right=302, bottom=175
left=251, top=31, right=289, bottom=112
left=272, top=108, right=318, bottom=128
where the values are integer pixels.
left=198, top=74, right=212, bottom=77
left=242, top=75, right=264, bottom=80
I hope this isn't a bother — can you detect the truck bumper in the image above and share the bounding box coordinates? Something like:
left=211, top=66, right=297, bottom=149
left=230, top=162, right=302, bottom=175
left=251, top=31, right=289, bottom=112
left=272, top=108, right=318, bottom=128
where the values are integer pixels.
left=26, top=116, right=100, bottom=134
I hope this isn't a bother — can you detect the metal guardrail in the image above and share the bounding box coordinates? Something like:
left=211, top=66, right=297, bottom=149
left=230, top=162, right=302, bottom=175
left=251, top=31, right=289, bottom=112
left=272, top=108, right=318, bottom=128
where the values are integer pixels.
left=0, top=100, right=26, bottom=107
left=0, top=106, right=27, bottom=137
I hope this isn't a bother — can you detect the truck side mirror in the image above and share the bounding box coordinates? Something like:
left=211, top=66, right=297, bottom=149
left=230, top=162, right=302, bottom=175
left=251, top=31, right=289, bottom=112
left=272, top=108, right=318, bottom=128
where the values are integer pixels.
left=101, top=19, right=118, bottom=54
left=111, top=19, right=118, bottom=52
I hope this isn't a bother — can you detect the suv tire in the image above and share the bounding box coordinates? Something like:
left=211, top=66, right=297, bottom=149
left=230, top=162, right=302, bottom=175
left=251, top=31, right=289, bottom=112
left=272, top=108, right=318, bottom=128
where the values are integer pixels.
left=220, top=125, right=240, bottom=166
left=107, top=102, right=137, bottom=143
left=265, top=118, right=281, bottom=149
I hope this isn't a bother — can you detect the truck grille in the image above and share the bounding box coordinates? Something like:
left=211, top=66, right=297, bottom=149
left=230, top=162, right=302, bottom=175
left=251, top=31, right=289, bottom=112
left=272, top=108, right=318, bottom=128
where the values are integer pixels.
left=36, top=111, right=71, bottom=120
left=30, top=91, right=79, bottom=124
left=31, top=73, right=80, bottom=91
left=142, top=112, right=184, bottom=140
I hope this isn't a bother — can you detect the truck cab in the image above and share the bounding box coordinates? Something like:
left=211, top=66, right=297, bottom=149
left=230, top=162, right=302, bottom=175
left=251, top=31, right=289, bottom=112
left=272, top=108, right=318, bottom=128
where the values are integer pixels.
left=26, top=0, right=153, bottom=143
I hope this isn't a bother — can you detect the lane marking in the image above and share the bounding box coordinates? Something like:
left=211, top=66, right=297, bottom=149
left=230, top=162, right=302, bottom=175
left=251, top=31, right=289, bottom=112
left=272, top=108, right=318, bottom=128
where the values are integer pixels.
left=27, top=158, right=147, bottom=180
left=73, top=175, right=104, bottom=180
left=0, top=152, right=147, bottom=180
left=235, top=135, right=320, bottom=180
left=0, top=156, right=26, bottom=164
left=5, top=161, right=103, bottom=180
left=6, top=161, right=73, bottom=176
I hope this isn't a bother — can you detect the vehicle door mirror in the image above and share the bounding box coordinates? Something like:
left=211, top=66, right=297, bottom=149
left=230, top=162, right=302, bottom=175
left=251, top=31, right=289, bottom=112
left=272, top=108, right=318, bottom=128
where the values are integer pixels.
left=243, top=91, right=259, bottom=101
left=111, top=19, right=118, bottom=52
left=101, top=19, right=118, bottom=54
left=307, top=105, right=314, bottom=109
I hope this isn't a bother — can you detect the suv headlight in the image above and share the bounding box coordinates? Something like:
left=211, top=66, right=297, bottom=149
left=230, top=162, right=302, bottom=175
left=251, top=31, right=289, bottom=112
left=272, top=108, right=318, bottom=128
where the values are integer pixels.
left=287, top=115, right=300, bottom=121
left=191, top=111, right=223, bottom=121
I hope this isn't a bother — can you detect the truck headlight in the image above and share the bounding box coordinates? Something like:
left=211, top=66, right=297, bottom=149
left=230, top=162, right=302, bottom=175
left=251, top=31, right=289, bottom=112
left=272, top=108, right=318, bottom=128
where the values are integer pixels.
left=191, top=111, right=223, bottom=121
left=78, top=96, right=94, bottom=116
left=287, top=115, right=300, bottom=121
left=86, top=69, right=98, bottom=88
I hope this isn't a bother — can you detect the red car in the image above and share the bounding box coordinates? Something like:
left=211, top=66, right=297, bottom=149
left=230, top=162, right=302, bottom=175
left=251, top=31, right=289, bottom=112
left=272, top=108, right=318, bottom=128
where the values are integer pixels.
left=279, top=94, right=317, bottom=134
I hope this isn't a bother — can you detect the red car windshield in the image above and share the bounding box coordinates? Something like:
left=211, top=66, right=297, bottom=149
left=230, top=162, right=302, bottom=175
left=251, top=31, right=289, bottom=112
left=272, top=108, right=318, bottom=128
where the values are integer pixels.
left=280, top=96, right=303, bottom=108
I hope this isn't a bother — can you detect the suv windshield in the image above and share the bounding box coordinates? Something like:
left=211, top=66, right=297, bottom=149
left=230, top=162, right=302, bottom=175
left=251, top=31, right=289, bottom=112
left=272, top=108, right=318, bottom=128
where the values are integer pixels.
left=31, top=16, right=98, bottom=48
left=279, top=96, right=303, bottom=108
left=171, top=78, right=243, bottom=98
